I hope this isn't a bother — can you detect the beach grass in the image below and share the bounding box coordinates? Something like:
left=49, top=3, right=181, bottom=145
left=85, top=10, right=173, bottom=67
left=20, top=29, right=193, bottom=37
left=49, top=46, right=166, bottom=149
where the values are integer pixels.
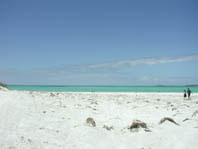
left=0, top=81, right=7, bottom=88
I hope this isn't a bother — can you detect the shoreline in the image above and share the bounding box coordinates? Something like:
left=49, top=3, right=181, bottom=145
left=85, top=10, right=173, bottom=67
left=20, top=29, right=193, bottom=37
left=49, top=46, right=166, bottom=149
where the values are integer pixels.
left=7, top=85, right=198, bottom=93
left=6, top=89, right=198, bottom=95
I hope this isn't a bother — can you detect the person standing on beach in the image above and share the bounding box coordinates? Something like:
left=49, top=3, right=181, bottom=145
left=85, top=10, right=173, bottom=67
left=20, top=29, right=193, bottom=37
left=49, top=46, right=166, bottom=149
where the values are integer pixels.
left=187, top=88, right=191, bottom=99
left=184, top=90, right=187, bottom=99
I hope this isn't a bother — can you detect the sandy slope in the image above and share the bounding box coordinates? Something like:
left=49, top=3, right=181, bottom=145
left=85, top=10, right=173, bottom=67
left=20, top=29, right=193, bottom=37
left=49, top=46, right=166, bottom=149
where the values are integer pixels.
left=0, top=89, right=198, bottom=149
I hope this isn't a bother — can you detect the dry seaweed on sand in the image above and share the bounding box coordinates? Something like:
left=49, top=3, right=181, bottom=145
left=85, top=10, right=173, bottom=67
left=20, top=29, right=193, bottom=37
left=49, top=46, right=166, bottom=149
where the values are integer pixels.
left=128, top=120, right=151, bottom=132
left=86, top=117, right=96, bottom=127
left=103, top=125, right=113, bottom=131
left=159, top=117, right=179, bottom=125
left=129, top=120, right=148, bottom=129
left=183, top=118, right=190, bottom=122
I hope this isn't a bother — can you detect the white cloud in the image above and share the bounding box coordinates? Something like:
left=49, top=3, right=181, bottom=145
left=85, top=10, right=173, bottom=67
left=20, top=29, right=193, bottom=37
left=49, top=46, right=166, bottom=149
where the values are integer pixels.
left=88, top=54, right=198, bottom=69
left=1, top=54, right=198, bottom=85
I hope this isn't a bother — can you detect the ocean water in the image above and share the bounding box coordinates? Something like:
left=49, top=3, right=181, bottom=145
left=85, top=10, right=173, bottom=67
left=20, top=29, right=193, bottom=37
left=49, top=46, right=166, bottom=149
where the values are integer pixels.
left=7, top=85, right=198, bottom=93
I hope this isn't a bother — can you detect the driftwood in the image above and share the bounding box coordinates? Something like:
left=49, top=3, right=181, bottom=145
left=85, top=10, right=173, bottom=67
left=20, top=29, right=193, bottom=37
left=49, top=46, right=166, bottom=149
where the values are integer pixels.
left=86, top=117, right=96, bottom=127
left=129, top=120, right=148, bottom=129
left=159, top=117, right=179, bottom=125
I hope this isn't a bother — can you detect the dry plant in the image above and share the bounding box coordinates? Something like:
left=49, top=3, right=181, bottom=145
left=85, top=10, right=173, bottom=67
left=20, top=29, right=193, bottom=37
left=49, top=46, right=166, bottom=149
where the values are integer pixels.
left=159, top=117, right=179, bottom=125
left=183, top=118, right=190, bottom=122
left=103, top=125, right=113, bottom=131
left=0, top=81, right=7, bottom=88
left=129, top=120, right=148, bottom=129
left=86, top=117, right=96, bottom=127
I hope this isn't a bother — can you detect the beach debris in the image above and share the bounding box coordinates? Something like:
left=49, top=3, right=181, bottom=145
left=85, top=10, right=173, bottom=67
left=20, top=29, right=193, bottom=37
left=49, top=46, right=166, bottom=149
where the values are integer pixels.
left=195, top=101, right=198, bottom=104
left=128, top=120, right=151, bottom=132
left=75, top=104, right=81, bottom=108
left=157, top=99, right=160, bottom=101
left=182, top=104, right=190, bottom=108
left=86, top=105, right=92, bottom=109
left=172, top=107, right=177, bottom=111
left=20, top=137, right=33, bottom=144
left=86, top=117, right=96, bottom=127
left=50, top=93, right=55, bottom=97
left=144, top=128, right=152, bottom=132
left=183, top=118, right=190, bottom=122
left=129, top=120, right=148, bottom=129
left=27, top=138, right=32, bottom=143
left=103, top=125, right=113, bottom=131
left=173, top=113, right=179, bottom=117
left=159, top=117, right=179, bottom=125
left=43, top=111, right=46, bottom=114
left=91, top=101, right=98, bottom=105
left=192, top=110, right=198, bottom=117
left=21, top=136, right=24, bottom=140
left=167, top=102, right=171, bottom=105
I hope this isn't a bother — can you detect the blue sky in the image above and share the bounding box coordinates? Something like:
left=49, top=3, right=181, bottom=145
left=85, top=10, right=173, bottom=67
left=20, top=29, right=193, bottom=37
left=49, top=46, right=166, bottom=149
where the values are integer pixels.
left=0, top=0, right=197, bottom=85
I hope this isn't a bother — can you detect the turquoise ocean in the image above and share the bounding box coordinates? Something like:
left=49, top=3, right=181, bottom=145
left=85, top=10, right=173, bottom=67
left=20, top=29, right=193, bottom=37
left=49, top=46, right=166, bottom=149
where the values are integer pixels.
left=7, top=85, right=198, bottom=93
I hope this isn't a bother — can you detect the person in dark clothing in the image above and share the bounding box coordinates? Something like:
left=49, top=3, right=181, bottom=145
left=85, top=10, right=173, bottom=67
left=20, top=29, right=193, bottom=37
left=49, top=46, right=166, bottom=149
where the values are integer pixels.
left=187, top=88, right=191, bottom=98
left=184, top=90, right=187, bottom=99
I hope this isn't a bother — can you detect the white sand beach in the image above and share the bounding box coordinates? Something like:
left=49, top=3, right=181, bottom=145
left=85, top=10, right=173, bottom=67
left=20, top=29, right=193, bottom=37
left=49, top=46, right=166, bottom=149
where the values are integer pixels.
left=0, top=88, right=198, bottom=149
